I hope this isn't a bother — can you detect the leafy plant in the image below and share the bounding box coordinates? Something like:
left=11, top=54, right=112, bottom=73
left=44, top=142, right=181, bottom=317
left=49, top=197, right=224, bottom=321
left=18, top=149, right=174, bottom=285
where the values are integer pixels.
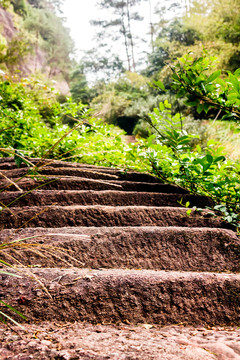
left=170, top=53, right=240, bottom=121
left=137, top=99, right=240, bottom=229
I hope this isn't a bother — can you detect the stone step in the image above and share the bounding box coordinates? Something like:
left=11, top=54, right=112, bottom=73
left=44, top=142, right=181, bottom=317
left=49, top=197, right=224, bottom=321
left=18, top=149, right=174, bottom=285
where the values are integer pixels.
left=0, top=190, right=213, bottom=208
left=0, top=166, right=162, bottom=183
left=2, top=268, right=240, bottom=325
left=1, top=227, right=239, bottom=272
left=0, top=157, right=99, bottom=167
left=0, top=205, right=231, bottom=230
left=0, top=157, right=120, bottom=170
left=0, top=177, right=189, bottom=193
left=0, top=167, right=120, bottom=181
left=0, top=157, right=161, bottom=183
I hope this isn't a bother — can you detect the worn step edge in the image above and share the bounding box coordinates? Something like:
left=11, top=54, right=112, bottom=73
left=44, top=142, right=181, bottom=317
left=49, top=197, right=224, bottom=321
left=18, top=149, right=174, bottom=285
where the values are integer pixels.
left=0, top=157, right=122, bottom=170
left=0, top=205, right=231, bottom=229
left=0, top=157, right=113, bottom=168
left=0, top=167, right=119, bottom=181
left=0, top=177, right=188, bottom=193
left=2, top=268, right=240, bottom=325
left=0, top=167, right=162, bottom=184
left=0, top=157, right=162, bottom=183
left=1, top=226, right=239, bottom=272
left=0, top=190, right=213, bottom=208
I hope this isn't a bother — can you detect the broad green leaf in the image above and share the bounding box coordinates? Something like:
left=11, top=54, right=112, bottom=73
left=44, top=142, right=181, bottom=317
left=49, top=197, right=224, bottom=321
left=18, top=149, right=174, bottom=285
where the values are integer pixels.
left=229, top=74, right=240, bottom=92
left=221, top=113, right=237, bottom=120
left=234, top=68, right=240, bottom=77
left=196, top=145, right=202, bottom=153
left=182, top=74, right=191, bottom=85
left=172, top=73, right=180, bottom=82
left=159, top=102, right=165, bottom=111
left=204, top=103, right=210, bottom=114
left=193, top=57, right=204, bottom=65
left=227, top=93, right=239, bottom=100
left=197, top=103, right=204, bottom=114
left=153, top=80, right=166, bottom=91
left=225, top=216, right=233, bottom=223
left=176, top=88, right=185, bottom=98
left=207, top=70, right=221, bottom=83
left=186, top=209, right=192, bottom=216
left=185, top=100, right=199, bottom=106
left=206, top=154, right=213, bottom=163
left=214, top=156, right=225, bottom=163
left=164, top=100, right=171, bottom=108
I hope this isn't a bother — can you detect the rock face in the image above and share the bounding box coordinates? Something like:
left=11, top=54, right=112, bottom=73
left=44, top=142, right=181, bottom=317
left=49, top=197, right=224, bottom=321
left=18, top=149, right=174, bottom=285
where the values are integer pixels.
left=0, top=6, right=46, bottom=73
left=0, top=6, right=70, bottom=93
left=0, top=7, right=16, bottom=40
left=0, top=157, right=239, bottom=360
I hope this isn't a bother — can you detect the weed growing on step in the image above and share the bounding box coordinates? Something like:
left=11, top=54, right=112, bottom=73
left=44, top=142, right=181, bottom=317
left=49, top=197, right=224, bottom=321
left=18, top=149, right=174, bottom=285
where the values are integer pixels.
left=0, top=238, right=27, bottom=327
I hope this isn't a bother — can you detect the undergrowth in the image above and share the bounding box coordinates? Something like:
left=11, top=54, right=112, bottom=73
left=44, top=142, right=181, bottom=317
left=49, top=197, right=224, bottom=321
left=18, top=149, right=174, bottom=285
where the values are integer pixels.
left=131, top=100, right=240, bottom=229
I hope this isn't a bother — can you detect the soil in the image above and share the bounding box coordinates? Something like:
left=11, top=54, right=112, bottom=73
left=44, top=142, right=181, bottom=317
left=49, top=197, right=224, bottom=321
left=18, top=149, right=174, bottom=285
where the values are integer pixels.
left=0, top=158, right=239, bottom=360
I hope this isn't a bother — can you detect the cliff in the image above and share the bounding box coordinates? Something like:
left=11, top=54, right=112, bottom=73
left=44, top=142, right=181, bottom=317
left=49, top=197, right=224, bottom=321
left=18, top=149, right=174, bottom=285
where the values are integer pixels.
left=0, top=2, right=71, bottom=94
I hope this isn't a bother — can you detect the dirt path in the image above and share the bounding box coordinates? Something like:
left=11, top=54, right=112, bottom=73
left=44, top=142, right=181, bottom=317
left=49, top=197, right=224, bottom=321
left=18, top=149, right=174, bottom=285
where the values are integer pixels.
left=0, top=157, right=239, bottom=359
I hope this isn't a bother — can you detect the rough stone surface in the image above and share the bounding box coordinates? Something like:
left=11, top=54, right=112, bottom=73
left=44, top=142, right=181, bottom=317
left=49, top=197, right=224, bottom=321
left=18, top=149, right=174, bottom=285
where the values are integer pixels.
left=0, top=157, right=239, bottom=360
left=1, top=322, right=240, bottom=360
left=1, top=268, right=240, bottom=325
left=0, top=176, right=187, bottom=193
left=0, top=205, right=232, bottom=229
left=0, top=227, right=239, bottom=272
left=0, top=190, right=213, bottom=208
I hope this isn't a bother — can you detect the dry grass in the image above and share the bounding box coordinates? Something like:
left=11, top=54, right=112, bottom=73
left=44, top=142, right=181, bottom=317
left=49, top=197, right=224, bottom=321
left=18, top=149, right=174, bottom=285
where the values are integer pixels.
left=207, top=120, right=240, bottom=161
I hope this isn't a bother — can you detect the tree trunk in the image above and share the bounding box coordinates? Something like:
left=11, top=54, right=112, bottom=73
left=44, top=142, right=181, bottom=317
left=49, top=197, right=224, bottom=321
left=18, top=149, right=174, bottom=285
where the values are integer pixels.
left=126, top=0, right=136, bottom=72
left=148, top=0, right=154, bottom=52
left=121, top=0, right=131, bottom=71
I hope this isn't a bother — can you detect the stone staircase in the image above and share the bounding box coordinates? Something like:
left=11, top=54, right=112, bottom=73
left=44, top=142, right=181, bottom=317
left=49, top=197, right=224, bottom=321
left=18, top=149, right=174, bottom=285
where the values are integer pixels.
left=0, top=157, right=239, bottom=360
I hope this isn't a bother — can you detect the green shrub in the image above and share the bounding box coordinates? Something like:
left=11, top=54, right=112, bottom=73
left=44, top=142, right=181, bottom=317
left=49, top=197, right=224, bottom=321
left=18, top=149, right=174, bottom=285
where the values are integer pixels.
left=131, top=99, right=240, bottom=228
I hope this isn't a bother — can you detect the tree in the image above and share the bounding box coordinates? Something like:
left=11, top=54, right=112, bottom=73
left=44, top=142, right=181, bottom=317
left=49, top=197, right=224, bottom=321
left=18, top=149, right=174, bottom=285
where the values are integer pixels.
left=28, top=0, right=64, bottom=12
left=183, top=0, right=240, bottom=70
left=70, top=65, right=92, bottom=104
left=11, top=0, right=28, bottom=15
left=80, top=48, right=125, bottom=81
left=24, top=3, right=74, bottom=79
left=144, top=19, right=200, bottom=77
left=144, top=0, right=240, bottom=78
left=90, top=0, right=146, bottom=73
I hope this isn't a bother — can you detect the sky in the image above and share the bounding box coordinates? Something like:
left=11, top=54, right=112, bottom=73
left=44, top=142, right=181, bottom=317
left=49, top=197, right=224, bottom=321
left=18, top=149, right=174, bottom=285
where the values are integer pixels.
left=61, top=0, right=183, bottom=73
left=61, top=0, right=162, bottom=61
left=62, top=0, right=97, bottom=57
